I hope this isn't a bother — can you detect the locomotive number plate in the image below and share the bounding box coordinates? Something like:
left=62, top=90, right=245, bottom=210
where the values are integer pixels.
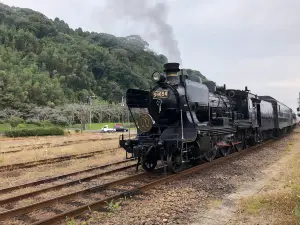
left=153, top=90, right=168, bottom=99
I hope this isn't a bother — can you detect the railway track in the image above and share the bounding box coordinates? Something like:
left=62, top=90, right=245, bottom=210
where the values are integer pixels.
left=0, top=147, right=121, bottom=171
left=0, top=136, right=124, bottom=155
left=0, top=160, right=137, bottom=208
left=0, top=139, right=275, bottom=225
left=0, top=159, right=135, bottom=194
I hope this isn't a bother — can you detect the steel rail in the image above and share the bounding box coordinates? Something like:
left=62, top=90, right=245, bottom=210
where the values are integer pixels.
left=0, top=140, right=274, bottom=224
left=0, top=136, right=123, bottom=155
left=0, top=159, right=134, bottom=194
left=0, top=164, right=137, bottom=204
left=0, top=149, right=26, bottom=154
left=0, top=147, right=121, bottom=171
left=0, top=170, right=151, bottom=220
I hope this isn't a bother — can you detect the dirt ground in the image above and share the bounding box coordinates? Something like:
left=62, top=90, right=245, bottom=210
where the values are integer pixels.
left=78, top=129, right=300, bottom=225
left=0, top=132, right=134, bottom=151
left=0, top=132, right=135, bottom=166
left=0, top=132, right=132, bottom=188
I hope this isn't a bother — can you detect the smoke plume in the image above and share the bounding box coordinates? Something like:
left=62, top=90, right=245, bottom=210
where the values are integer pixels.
left=101, top=0, right=182, bottom=64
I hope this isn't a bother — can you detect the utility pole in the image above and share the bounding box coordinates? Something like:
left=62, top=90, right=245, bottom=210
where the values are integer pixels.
left=121, top=96, right=125, bottom=107
left=121, top=96, right=124, bottom=125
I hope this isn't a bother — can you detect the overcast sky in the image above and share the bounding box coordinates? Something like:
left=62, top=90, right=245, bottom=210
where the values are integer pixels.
left=2, top=0, right=300, bottom=112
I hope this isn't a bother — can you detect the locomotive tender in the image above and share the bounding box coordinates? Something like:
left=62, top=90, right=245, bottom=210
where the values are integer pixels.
left=119, top=63, right=297, bottom=173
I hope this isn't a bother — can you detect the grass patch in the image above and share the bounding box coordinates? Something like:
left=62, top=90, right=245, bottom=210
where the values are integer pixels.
left=211, top=199, right=222, bottom=208
left=240, top=192, right=295, bottom=214
left=0, top=123, right=9, bottom=132
left=239, top=191, right=297, bottom=224
left=0, top=123, right=40, bottom=132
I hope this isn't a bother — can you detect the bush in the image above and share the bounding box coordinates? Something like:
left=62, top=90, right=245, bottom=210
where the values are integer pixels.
left=48, top=114, right=69, bottom=127
left=6, top=116, right=24, bottom=128
left=4, top=127, right=65, bottom=137
left=40, top=120, right=53, bottom=127
left=17, top=124, right=26, bottom=129
left=25, top=119, right=41, bottom=126
left=50, top=118, right=68, bottom=127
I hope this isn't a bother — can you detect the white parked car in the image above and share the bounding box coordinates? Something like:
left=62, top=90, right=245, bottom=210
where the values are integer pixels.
left=100, top=125, right=116, bottom=133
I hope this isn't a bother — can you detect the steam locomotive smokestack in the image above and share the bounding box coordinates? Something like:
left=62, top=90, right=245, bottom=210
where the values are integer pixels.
left=164, top=62, right=180, bottom=76
left=164, top=62, right=180, bottom=84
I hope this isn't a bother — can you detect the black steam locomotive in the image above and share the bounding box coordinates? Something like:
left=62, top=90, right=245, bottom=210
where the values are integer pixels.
left=119, top=63, right=297, bottom=173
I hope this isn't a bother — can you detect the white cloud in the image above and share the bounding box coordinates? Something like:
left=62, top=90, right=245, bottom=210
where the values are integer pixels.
left=170, top=0, right=300, bottom=31
left=267, top=78, right=300, bottom=88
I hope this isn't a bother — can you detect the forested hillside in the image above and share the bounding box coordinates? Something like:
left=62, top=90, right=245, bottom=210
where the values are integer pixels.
left=0, top=3, right=207, bottom=111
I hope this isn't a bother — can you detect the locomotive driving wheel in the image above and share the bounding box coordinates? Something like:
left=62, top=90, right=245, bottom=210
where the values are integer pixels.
left=203, top=145, right=217, bottom=162
left=167, top=149, right=184, bottom=173
left=234, top=132, right=245, bottom=152
left=203, top=150, right=217, bottom=162
left=220, top=146, right=232, bottom=157
left=235, top=142, right=243, bottom=152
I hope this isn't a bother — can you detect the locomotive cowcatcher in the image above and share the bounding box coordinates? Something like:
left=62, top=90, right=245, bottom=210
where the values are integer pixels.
left=119, top=62, right=296, bottom=173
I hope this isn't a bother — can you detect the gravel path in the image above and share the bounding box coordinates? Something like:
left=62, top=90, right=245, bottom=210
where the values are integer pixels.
left=76, top=134, right=295, bottom=225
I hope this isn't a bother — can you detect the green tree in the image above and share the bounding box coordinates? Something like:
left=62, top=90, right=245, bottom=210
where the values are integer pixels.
left=0, top=2, right=209, bottom=115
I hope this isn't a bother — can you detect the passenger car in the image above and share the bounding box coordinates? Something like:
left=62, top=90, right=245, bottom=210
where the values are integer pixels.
left=114, top=124, right=129, bottom=132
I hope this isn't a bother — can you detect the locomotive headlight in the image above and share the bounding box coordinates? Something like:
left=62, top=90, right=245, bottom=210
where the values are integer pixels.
left=152, top=72, right=160, bottom=81
left=152, top=72, right=166, bottom=83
